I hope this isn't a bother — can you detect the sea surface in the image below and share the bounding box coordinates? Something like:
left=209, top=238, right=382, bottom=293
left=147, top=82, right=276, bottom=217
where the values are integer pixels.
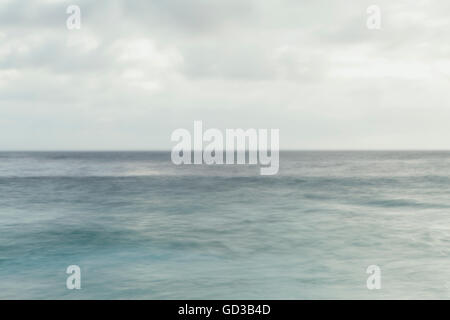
left=0, top=151, right=449, bottom=299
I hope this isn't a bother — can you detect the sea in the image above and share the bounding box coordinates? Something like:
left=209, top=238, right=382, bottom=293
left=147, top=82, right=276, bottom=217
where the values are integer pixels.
left=0, top=151, right=449, bottom=299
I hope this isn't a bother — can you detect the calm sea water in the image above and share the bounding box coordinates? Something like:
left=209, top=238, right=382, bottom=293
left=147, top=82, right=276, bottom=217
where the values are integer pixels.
left=0, top=151, right=449, bottom=299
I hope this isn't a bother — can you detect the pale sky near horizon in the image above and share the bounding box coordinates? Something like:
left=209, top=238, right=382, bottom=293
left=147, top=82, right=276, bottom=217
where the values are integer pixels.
left=1, top=0, right=450, bottom=150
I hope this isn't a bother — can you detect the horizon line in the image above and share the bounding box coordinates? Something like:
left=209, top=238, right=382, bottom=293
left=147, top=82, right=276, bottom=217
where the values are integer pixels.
left=1, top=149, right=450, bottom=152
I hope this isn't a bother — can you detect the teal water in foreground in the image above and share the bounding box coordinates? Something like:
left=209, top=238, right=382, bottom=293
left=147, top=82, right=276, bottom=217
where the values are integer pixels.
left=0, top=151, right=449, bottom=299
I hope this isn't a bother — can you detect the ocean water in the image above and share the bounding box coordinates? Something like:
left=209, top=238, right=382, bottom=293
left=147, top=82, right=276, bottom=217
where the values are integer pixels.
left=0, top=151, right=450, bottom=299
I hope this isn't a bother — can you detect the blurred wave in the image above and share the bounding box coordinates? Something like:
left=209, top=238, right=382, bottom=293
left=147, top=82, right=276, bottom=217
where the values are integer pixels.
left=1, top=151, right=450, bottom=299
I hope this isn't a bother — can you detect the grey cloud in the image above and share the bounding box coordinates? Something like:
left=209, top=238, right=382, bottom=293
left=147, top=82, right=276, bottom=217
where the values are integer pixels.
left=1, top=0, right=450, bottom=150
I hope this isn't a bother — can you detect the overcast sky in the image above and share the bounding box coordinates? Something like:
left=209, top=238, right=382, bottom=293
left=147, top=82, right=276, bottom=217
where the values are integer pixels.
left=0, top=0, right=449, bottom=150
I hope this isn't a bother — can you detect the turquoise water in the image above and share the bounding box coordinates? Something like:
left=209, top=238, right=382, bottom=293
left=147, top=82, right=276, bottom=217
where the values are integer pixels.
left=1, top=151, right=449, bottom=299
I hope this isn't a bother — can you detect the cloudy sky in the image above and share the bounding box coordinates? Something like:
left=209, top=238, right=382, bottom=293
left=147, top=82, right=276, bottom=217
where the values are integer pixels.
left=0, top=0, right=449, bottom=150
